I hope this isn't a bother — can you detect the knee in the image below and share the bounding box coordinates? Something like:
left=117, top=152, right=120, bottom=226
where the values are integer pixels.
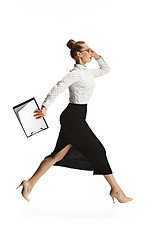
left=100, top=144, right=106, bottom=155
left=53, top=152, right=64, bottom=162
left=103, top=146, right=106, bottom=155
left=44, top=154, right=60, bottom=163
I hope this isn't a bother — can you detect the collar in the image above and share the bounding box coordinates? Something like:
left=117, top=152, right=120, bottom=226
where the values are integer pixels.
left=74, top=63, right=88, bottom=70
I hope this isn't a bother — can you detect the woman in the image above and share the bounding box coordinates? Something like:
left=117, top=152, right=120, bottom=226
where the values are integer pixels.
left=16, top=39, right=133, bottom=204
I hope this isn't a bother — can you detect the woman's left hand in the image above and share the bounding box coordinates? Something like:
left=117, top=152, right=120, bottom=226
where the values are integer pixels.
left=90, top=48, right=101, bottom=60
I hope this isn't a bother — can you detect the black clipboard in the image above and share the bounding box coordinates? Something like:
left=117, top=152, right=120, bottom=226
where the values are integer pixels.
left=13, top=97, right=49, bottom=137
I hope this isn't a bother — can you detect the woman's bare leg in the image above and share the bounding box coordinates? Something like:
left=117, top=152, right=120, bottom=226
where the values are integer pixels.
left=103, top=174, right=126, bottom=196
left=27, top=144, right=72, bottom=194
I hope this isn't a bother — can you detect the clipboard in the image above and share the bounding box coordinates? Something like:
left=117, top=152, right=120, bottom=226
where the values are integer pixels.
left=13, top=97, right=49, bottom=138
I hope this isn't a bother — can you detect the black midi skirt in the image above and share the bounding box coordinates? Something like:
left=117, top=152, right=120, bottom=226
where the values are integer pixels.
left=45, top=103, right=113, bottom=175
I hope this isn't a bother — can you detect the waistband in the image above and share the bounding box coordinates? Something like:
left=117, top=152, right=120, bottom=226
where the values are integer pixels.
left=68, top=102, right=87, bottom=106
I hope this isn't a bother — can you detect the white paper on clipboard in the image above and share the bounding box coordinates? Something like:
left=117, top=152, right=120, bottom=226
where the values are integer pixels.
left=13, top=97, right=49, bottom=137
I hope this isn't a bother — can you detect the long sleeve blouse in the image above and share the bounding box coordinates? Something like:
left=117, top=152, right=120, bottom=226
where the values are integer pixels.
left=42, top=56, right=110, bottom=109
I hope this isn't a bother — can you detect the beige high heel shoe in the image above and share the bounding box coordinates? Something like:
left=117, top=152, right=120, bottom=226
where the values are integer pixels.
left=110, top=189, right=133, bottom=204
left=16, top=180, right=31, bottom=202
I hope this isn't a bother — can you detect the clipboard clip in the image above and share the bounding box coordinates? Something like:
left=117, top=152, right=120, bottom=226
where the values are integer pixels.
left=31, top=128, right=43, bottom=135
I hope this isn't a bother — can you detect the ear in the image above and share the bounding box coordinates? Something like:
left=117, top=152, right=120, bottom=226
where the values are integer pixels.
left=76, top=51, right=81, bottom=57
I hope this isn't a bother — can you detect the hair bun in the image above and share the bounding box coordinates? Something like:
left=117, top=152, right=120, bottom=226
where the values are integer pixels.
left=66, top=39, right=77, bottom=49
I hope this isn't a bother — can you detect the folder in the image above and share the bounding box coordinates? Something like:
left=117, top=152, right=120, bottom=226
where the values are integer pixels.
left=13, top=97, right=49, bottom=137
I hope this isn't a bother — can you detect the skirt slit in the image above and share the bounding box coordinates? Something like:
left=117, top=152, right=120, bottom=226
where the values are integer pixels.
left=44, top=103, right=113, bottom=175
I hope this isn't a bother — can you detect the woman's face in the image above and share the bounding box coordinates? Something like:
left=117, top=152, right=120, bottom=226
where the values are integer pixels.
left=77, top=44, right=93, bottom=64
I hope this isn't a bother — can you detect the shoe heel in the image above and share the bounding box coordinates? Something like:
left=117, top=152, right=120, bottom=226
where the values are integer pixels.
left=16, top=182, right=22, bottom=189
left=111, top=194, right=115, bottom=203
left=110, top=190, right=115, bottom=203
left=16, top=180, right=31, bottom=202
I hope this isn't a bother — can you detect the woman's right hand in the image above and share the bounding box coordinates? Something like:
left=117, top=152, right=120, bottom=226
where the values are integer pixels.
left=33, top=106, right=47, bottom=119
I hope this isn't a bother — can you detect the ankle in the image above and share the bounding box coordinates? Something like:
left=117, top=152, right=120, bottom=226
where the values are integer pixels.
left=111, top=186, right=121, bottom=192
left=27, top=179, right=35, bottom=189
left=111, top=186, right=126, bottom=197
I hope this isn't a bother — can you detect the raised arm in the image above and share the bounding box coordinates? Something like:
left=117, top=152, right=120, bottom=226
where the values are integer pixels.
left=89, top=56, right=110, bottom=78
left=41, top=70, right=79, bottom=109
left=89, top=48, right=110, bottom=78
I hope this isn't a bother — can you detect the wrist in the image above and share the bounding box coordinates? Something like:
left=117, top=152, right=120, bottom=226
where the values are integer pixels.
left=94, top=55, right=101, bottom=60
left=42, top=105, right=47, bottom=110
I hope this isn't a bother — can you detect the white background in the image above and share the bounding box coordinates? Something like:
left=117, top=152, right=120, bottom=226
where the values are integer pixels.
left=0, top=0, right=160, bottom=239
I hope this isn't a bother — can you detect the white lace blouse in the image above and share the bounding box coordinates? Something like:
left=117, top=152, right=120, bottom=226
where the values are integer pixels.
left=42, top=56, right=110, bottom=109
